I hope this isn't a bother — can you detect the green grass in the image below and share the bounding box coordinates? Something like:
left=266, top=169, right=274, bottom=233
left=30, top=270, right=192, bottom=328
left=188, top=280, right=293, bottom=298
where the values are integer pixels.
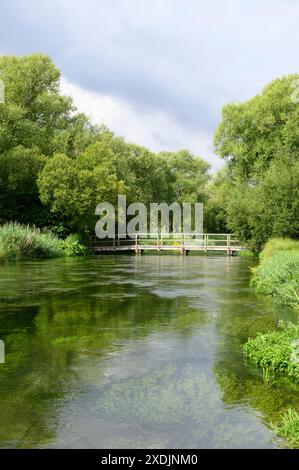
left=0, top=223, right=64, bottom=261
left=251, top=238, right=299, bottom=307
left=260, top=238, right=299, bottom=262
left=271, top=409, right=299, bottom=448
left=0, top=224, right=90, bottom=261
left=244, top=322, right=299, bottom=383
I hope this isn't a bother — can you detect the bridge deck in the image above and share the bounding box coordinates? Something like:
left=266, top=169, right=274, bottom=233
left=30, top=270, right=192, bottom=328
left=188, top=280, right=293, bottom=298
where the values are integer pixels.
left=92, top=234, right=245, bottom=255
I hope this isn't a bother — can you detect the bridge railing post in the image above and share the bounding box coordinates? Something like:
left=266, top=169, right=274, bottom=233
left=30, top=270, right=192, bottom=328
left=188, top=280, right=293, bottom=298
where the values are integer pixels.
left=181, top=232, right=185, bottom=255
left=227, top=234, right=231, bottom=255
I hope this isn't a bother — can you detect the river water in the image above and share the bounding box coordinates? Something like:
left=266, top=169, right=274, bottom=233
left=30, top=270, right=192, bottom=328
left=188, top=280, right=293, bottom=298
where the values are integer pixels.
left=0, top=255, right=297, bottom=448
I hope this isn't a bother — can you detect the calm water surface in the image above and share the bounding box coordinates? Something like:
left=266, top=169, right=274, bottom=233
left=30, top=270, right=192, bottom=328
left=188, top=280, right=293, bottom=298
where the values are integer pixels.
left=0, top=255, right=298, bottom=448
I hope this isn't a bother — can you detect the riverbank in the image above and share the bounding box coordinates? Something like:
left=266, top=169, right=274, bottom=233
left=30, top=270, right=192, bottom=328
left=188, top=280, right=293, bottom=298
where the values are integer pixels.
left=244, top=238, right=299, bottom=447
left=0, top=223, right=88, bottom=261
left=251, top=238, right=299, bottom=307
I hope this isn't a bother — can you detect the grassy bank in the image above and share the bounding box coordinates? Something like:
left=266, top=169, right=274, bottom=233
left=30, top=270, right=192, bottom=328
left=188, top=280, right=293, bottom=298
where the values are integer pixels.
left=251, top=238, right=299, bottom=307
left=245, top=238, right=299, bottom=447
left=0, top=223, right=89, bottom=261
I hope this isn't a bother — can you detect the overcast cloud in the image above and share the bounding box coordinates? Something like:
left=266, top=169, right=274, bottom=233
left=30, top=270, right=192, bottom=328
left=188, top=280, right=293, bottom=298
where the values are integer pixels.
left=0, top=0, right=298, bottom=169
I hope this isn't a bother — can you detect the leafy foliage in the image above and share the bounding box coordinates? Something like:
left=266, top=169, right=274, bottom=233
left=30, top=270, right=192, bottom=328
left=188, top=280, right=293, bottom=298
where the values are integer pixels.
left=61, top=234, right=90, bottom=257
left=0, top=54, right=213, bottom=237
left=244, top=322, right=299, bottom=383
left=214, top=75, right=299, bottom=249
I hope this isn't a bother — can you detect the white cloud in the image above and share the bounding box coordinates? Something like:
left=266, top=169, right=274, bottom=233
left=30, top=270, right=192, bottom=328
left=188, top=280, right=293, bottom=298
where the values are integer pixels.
left=61, top=78, right=222, bottom=171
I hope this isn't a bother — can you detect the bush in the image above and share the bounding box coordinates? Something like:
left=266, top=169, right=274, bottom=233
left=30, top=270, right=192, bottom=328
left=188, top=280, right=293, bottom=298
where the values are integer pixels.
left=61, top=233, right=89, bottom=257
left=0, top=223, right=64, bottom=261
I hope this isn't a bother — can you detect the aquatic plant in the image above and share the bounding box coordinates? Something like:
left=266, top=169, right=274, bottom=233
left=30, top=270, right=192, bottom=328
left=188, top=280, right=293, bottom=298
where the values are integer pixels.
left=244, top=322, right=299, bottom=383
left=271, top=409, right=299, bottom=448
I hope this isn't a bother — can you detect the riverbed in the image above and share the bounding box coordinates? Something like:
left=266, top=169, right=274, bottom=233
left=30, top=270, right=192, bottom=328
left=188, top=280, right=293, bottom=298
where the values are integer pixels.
left=0, top=255, right=297, bottom=448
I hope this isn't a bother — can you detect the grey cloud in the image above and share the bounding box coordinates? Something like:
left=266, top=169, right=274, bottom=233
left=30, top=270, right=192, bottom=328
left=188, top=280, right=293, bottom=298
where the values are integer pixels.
left=0, top=0, right=298, bottom=159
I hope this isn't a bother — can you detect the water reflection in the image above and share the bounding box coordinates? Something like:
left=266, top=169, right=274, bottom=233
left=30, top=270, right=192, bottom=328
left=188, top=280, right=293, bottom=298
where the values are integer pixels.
left=0, top=255, right=296, bottom=448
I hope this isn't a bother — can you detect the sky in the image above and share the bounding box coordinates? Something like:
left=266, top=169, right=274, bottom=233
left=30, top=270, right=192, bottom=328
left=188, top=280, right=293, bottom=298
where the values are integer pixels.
left=0, top=0, right=298, bottom=170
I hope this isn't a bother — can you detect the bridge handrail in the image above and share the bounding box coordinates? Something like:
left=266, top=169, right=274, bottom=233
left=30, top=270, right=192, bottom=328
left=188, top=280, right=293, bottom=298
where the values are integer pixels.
left=92, top=233, right=242, bottom=247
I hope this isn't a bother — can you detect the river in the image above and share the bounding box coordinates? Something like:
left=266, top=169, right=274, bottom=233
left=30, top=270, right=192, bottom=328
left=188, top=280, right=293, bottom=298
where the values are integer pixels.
left=0, top=255, right=297, bottom=448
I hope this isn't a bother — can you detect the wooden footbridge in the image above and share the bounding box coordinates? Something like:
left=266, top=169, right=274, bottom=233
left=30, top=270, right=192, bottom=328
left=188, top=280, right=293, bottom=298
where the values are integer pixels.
left=92, top=233, right=245, bottom=255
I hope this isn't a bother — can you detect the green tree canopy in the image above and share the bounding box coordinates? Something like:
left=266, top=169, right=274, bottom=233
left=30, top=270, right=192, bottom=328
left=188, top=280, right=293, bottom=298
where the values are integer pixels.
left=38, top=141, right=126, bottom=234
left=214, top=74, right=299, bottom=248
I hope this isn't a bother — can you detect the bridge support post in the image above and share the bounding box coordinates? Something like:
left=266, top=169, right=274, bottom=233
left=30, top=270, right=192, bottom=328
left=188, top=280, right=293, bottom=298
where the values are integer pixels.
left=135, top=234, right=141, bottom=254
left=181, top=233, right=186, bottom=255
left=157, top=233, right=160, bottom=252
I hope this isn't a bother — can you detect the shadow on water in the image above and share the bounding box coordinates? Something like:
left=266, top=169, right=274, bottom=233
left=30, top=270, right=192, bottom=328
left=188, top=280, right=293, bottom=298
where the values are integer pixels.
left=0, top=255, right=297, bottom=448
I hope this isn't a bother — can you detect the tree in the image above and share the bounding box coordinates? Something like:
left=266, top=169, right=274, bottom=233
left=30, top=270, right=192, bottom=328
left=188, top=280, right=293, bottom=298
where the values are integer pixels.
left=214, top=74, right=299, bottom=248
left=0, top=145, right=46, bottom=225
left=159, top=150, right=210, bottom=204
left=0, top=53, right=98, bottom=228
left=0, top=53, right=216, bottom=237
left=38, top=142, right=126, bottom=234
left=0, top=54, right=73, bottom=156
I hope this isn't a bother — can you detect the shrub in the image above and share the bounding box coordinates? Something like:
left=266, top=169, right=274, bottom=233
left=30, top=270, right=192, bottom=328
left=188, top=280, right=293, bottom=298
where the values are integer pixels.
left=61, top=233, right=89, bottom=257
